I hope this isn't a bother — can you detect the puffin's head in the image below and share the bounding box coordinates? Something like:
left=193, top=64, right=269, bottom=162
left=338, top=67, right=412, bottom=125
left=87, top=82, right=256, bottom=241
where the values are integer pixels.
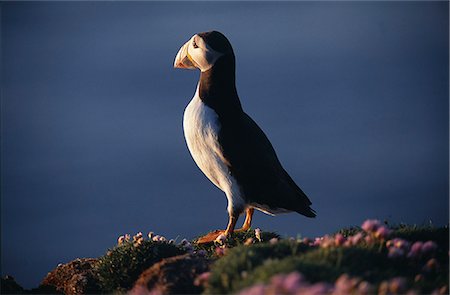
left=174, top=31, right=234, bottom=72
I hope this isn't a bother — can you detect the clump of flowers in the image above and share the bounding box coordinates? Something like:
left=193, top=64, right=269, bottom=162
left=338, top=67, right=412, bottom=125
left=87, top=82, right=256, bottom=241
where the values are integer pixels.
left=386, top=238, right=411, bottom=258
left=361, top=219, right=392, bottom=240
left=309, top=219, right=394, bottom=249
left=116, top=231, right=173, bottom=248
left=179, top=238, right=194, bottom=253
left=238, top=272, right=333, bottom=295
left=334, top=274, right=375, bottom=295
left=204, top=223, right=447, bottom=295
left=237, top=271, right=445, bottom=295
left=269, top=237, right=279, bottom=244
left=344, top=232, right=364, bottom=247
left=133, top=232, right=144, bottom=247
left=238, top=272, right=378, bottom=295
left=385, top=238, right=438, bottom=261
left=97, top=232, right=186, bottom=292
left=303, top=219, right=442, bottom=267
left=378, top=277, right=408, bottom=295
left=117, top=234, right=130, bottom=245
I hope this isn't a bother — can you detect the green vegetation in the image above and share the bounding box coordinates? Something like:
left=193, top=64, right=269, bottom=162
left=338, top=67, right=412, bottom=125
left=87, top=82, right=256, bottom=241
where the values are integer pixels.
left=6, top=222, right=447, bottom=294
left=95, top=239, right=185, bottom=292
left=193, top=229, right=280, bottom=258
left=203, top=223, right=449, bottom=294
left=204, top=240, right=310, bottom=293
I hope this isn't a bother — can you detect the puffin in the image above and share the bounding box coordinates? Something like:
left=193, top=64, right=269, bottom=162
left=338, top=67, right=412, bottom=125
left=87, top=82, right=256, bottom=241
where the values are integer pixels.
left=174, top=31, right=316, bottom=243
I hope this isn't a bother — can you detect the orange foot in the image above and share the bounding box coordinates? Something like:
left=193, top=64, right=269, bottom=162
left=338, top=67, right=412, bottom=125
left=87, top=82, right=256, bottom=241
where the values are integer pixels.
left=196, top=230, right=227, bottom=244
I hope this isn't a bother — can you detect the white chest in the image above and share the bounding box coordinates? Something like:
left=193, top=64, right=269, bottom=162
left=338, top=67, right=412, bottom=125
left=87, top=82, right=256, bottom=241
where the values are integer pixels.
left=183, top=89, right=225, bottom=189
left=182, top=87, right=246, bottom=214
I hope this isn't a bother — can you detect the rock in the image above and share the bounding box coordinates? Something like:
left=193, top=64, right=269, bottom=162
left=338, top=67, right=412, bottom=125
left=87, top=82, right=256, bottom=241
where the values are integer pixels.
left=131, top=254, right=211, bottom=294
left=1, top=275, right=24, bottom=294
left=39, top=258, right=101, bottom=294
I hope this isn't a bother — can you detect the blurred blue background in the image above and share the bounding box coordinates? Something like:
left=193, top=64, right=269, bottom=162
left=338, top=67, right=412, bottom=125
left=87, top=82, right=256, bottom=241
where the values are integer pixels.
left=2, top=2, right=448, bottom=288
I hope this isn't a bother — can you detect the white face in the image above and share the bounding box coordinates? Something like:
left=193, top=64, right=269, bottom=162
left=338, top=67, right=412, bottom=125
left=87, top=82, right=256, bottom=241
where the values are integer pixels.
left=174, top=34, right=224, bottom=72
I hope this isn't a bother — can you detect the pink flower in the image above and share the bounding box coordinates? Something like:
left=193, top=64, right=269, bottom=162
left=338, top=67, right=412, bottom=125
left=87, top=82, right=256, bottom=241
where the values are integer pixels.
left=238, top=284, right=266, bottom=295
left=283, top=272, right=303, bottom=292
left=411, top=241, right=424, bottom=252
left=374, top=226, right=391, bottom=239
left=388, top=247, right=405, bottom=259
left=364, top=235, right=373, bottom=245
left=129, top=284, right=154, bottom=295
left=388, top=277, right=407, bottom=294
left=422, top=241, right=438, bottom=254
left=319, top=235, right=334, bottom=248
left=270, top=274, right=285, bottom=289
left=302, top=237, right=312, bottom=245
left=269, top=238, right=278, bottom=244
left=313, top=237, right=322, bottom=247
left=305, top=282, right=333, bottom=295
left=386, top=240, right=393, bottom=247
left=117, top=235, right=125, bottom=245
left=334, top=234, right=346, bottom=246
left=335, top=274, right=359, bottom=293
left=408, top=241, right=423, bottom=258
left=349, top=232, right=364, bottom=246
left=357, top=281, right=373, bottom=294
left=394, top=239, right=410, bottom=250
left=361, top=219, right=382, bottom=233
left=387, top=238, right=410, bottom=251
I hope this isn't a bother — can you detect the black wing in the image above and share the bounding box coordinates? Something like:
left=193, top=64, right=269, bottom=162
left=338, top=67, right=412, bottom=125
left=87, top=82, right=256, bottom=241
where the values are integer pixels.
left=218, top=112, right=316, bottom=217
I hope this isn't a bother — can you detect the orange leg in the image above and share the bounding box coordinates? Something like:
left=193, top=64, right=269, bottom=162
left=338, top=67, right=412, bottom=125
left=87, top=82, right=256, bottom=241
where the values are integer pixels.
left=196, top=208, right=255, bottom=244
left=196, top=212, right=239, bottom=244
left=236, top=207, right=254, bottom=232
left=224, top=214, right=238, bottom=235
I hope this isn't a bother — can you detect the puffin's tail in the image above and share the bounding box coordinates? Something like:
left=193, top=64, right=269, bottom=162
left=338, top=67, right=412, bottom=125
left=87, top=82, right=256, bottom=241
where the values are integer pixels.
left=293, top=191, right=316, bottom=218
left=296, top=206, right=316, bottom=218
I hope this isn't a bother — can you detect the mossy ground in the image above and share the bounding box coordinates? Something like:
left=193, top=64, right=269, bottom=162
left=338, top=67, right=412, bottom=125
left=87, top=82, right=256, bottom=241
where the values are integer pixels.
left=2, top=223, right=448, bottom=294
left=95, top=240, right=186, bottom=292
left=204, top=224, right=449, bottom=294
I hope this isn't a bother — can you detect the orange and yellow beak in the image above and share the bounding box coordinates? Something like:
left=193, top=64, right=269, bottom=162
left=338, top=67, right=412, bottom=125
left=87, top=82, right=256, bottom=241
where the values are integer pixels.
left=174, top=40, right=197, bottom=69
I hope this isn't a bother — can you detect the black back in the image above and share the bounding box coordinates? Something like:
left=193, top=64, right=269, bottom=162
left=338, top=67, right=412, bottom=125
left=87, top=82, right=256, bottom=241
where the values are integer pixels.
left=197, top=31, right=316, bottom=217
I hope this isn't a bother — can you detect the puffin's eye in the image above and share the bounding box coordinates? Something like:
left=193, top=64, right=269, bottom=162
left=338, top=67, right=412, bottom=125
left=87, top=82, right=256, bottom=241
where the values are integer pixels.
left=192, top=40, right=199, bottom=49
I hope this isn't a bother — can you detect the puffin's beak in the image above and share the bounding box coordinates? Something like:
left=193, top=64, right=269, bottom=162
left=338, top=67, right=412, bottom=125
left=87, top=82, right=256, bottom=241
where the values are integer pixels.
left=174, top=40, right=197, bottom=69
